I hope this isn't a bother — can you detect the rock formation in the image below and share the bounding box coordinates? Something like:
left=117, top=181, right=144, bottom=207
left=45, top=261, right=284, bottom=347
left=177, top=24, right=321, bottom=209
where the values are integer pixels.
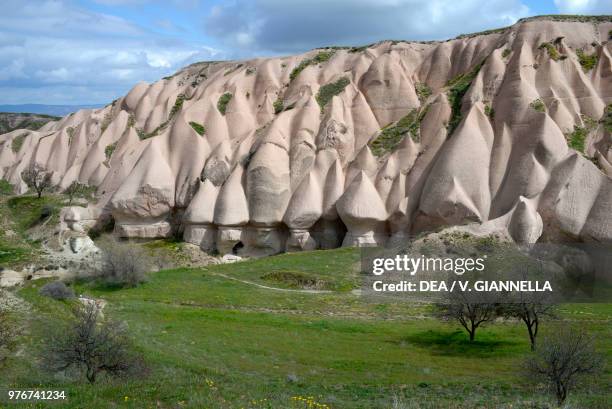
left=1, top=16, right=611, bottom=255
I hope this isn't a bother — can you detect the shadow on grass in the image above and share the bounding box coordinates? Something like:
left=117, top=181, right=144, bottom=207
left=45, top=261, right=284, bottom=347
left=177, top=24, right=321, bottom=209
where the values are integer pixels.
left=402, top=329, right=519, bottom=357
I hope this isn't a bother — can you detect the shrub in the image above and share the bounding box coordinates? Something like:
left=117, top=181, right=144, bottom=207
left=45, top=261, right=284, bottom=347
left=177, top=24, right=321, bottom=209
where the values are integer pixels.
left=97, top=238, right=150, bottom=288
left=64, top=181, right=95, bottom=204
left=538, top=42, right=561, bottom=61
left=41, top=303, right=146, bottom=383
left=576, top=49, right=598, bottom=72
left=369, top=108, right=427, bottom=157
left=565, top=116, right=596, bottom=155
left=39, top=281, right=75, bottom=300
left=415, top=82, right=431, bottom=103
left=446, top=60, right=485, bottom=135
left=66, top=127, right=75, bottom=145
left=530, top=98, right=546, bottom=112
left=217, top=92, right=233, bottom=115
left=189, top=121, right=205, bottom=136
left=0, top=179, right=13, bottom=195
left=138, top=94, right=188, bottom=140
left=11, top=133, right=27, bottom=154
left=525, top=328, right=603, bottom=404
left=245, top=66, right=256, bottom=75
left=316, top=77, right=350, bottom=111
left=273, top=98, right=284, bottom=114
left=289, top=51, right=335, bottom=81
left=104, top=142, right=117, bottom=166
left=501, top=48, right=511, bottom=58
left=484, top=104, right=495, bottom=119
left=609, top=29, right=612, bottom=40
left=601, top=103, right=612, bottom=133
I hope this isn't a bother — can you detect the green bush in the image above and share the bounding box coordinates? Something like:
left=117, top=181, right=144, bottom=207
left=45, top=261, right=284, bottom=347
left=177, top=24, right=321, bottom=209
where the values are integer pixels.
left=601, top=104, right=612, bottom=133
left=538, top=42, right=561, bottom=61
left=189, top=121, right=205, bottom=136
left=316, top=77, right=350, bottom=111
left=415, top=83, right=432, bottom=104
left=567, top=125, right=588, bottom=153
left=446, top=61, right=484, bottom=135
left=138, top=94, right=188, bottom=140
left=104, top=142, right=117, bottom=162
left=576, top=49, right=598, bottom=72
left=530, top=99, right=546, bottom=112
left=0, top=179, right=13, bottom=195
left=484, top=104, right=495, bottom=119
left=273, top=98, right=284, bottom=114
left=217, top=93, right=233, bottom=115
left=369, top=107, right=428, bottom=157
left=290, top=51, right=335, bottom=82
left=11, top=133, right=27, bottom=154
left=502, top=49, right=511, bottom=58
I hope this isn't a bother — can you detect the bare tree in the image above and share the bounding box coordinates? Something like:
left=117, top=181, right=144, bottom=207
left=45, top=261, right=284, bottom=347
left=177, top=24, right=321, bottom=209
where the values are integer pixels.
left=21, top=164, right=53, bottom=198
left=526, top=327, right=603, bottom=404
left=97, top=237, right=150, bottom=288
left=42, top=303, right=146, bottom=383
left=435, top=280, right=502, bottom=341
left=502, top=267, right=557, bottom=351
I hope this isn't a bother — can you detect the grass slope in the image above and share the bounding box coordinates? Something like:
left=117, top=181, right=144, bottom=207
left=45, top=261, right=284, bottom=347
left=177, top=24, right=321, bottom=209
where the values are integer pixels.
left=2, top=248, right=610, bottom=408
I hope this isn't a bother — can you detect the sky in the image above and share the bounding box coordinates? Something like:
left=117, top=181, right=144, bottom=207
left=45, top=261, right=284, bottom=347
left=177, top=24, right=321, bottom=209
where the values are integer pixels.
left=0, top=0, right=610, bottom=105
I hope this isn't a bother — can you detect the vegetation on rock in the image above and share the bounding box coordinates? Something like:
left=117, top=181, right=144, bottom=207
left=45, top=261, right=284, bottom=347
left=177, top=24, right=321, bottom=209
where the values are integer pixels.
left=576, top=48, right=598, bottom=72
left=11, top=133, right=27, bottom=154
left=217, top=92, right=232, bottom=115
left=316, top=77, right=350, bottom=111
left=290, top=51, right=335, bottom=82
left=369, top=107, right=428, bottom=156
left=446, top=60, right=484, bottom=135
left=189, top=121, right=206, bottom=136
left=415, top=82, right=432, bottom=104
left=530, top=98, right=546, bottom=112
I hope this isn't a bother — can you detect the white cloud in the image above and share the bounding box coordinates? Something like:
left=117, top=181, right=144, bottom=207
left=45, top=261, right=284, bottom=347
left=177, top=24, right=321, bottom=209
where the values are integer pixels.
left=0, top=0, right=223, bottom=104
left=205, top=0, right=531, bottom=54
left=554, top=0, right=611, bottom=13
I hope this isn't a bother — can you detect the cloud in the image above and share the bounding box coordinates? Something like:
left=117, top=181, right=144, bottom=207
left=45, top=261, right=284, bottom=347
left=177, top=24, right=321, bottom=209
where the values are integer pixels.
left=554, top=0, right=612, bottom=13
left=205, top=0, right=531, bottom=55
left=0, top=0, right=223, bottom=104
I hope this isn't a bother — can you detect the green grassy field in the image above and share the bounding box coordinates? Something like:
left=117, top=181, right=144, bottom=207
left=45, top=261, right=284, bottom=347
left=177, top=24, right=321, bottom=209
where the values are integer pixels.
left=1, top=248, right=611, bottom=408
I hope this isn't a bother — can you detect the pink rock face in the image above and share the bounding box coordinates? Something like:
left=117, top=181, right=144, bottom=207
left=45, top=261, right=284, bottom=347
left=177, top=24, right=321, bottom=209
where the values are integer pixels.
left=2, top=17, right=612, bottom=253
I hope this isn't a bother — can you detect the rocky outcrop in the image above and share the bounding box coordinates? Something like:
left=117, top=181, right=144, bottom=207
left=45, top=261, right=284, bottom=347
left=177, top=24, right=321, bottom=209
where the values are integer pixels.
left=1, top=16, right=611, bottom=255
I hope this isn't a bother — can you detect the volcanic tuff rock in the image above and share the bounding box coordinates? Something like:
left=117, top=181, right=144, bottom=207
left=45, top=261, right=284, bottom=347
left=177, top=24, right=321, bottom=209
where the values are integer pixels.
left=2, top=16, right=612, bottom=256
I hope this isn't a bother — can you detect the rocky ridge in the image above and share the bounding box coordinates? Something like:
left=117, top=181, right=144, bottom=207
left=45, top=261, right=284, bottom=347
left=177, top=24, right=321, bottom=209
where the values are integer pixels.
left=1, top=16, right=611, bottom=256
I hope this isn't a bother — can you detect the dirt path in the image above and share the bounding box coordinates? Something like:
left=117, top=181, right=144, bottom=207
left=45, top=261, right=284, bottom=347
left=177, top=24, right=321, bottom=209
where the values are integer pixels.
left=210, top=272, right=334, bottom=294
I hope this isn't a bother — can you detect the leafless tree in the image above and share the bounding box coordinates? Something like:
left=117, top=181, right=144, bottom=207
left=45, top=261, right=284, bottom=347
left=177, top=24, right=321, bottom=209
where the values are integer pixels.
left=435, top=280, right=502, bottom=341
left=21, top=164, right=53, bottom=198
left=97, top=237, right=150, bottom=288
left=526, top=327, right=603, bottom=404
left=502, top=267, right=557, bottom=351
left=41, top=303, right=146, bottom=383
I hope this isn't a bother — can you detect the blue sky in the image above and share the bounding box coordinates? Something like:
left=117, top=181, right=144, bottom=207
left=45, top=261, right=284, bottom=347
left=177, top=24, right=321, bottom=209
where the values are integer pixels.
left=0, top=0, right=610, bottom=105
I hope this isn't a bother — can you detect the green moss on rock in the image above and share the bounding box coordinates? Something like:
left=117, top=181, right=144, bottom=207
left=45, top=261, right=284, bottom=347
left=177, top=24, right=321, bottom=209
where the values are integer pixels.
left=316, top=77, right=350, bottom=111
left=217, top=93, right=232, bottom=116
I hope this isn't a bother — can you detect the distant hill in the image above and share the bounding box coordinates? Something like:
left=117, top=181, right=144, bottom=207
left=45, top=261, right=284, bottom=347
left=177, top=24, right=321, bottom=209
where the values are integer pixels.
left=0, top=112, right=62, bottom=134
left=0, top=104, right=104, bottom=116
